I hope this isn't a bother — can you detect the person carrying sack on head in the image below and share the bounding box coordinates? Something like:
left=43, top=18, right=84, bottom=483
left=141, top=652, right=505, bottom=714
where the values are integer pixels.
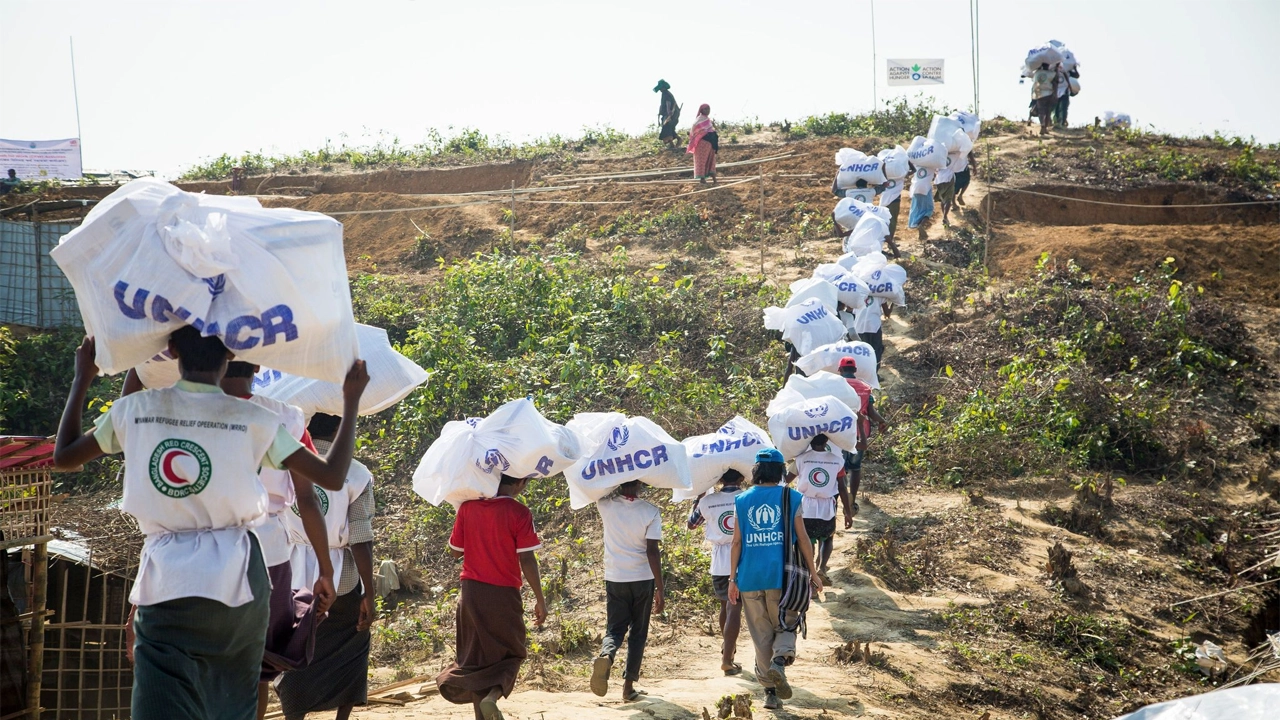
left=590, top=480, right=664, bottom=702
left=837, top=357, right=890, bottom=517
left=785, top=434, right=850, bottom=584
left=687, top=469, right=746, bottom=676
left=53, top=328, right=368, bottom=720
left=727, top=448, right=822, bottom=711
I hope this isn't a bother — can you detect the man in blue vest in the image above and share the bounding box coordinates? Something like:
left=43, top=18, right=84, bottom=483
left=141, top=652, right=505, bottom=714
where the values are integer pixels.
left=727, top=448, right=822, bottom=710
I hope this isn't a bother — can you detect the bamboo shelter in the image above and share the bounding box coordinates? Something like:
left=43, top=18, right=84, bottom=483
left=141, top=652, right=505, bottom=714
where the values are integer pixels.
left=0, top=436, right=55, bottom=720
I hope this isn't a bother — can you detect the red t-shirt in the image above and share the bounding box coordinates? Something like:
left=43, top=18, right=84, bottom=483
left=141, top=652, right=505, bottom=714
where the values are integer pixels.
left=448, top=497, right=541, bottom=588
left=845, top=377, right=873, bottom=438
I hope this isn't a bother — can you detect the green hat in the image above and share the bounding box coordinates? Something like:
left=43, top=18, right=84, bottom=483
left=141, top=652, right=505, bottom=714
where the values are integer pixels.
left=653, top=79, right=670, bottom=93
left=755, top=448, right=784, bottom=464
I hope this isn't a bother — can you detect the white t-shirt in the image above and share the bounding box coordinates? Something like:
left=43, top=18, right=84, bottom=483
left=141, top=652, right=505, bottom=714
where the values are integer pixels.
left=854, top=295, right=885, bottom=334
left=878, top=178, right=903, bottom=207
left=696, top=487, right=741, bottom=576
left=93, top=381, right=301, bottom=607
left=596, top=494, right=663, bottom=582
left=950, top=151, right=970, bottom=174
left=245, top=395, right=307, bottom=568
left=844, top=187, right=876, bottom=204
left=793, top=448, right=844, bottom=520
left=910, top=167, right=935, bottom=196
left=935, top=159, right=955, bottom=184
left=1055, top=68, right=1070, bottom=98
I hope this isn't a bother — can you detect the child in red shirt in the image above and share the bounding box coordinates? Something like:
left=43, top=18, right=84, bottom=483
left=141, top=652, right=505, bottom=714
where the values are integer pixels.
left=437, top=475, right=547, bottom=720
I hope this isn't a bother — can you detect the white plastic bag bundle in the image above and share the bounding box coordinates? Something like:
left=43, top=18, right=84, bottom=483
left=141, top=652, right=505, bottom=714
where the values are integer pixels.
left=812, top=264, right=869, bottom=309
left=1048, top=40, right=1080, bottom=71
left=835, top=251, right=861, bottom=271
left=950, top=112, right=981, bottom=142
left=793, top=341, right=880, bottom=389
left=928, top=116, right=966, bottom=151
left=948, top=128, right=974, bottom=156
left=850, top=252, right=908, bottom=306
left=906, top=135, right=949, bottom=170
left=768, top=395, right=860, bottom=458
left=785, top=277, right=839, bottom=311
left=675, top=416, right=773, bottom=501
left=136, top=323, right=428, bottom=416
left=1115, top=685, right=1280, bottom=720
left=412, top=398, right=584, bottom=508
left=564, top=413, right=691, bottom=508
left=833, top=197, right=891, bottom=232
left=1067, top=76, right=1081, bottom=96
left=1103, top=111, right=1132, bottom=129
left=1025, top=44, right=1064, bottom=70
left=763, top=298, right=848, bottom=356
left=843, top=215, right=890, bottom=257
left=767, top=370, right=864, bottom=417
left=51, top=179, right=357, bottom=382
left=877, top=145, right=910, bottom=180
left=834, top=148, right=887, bottom=188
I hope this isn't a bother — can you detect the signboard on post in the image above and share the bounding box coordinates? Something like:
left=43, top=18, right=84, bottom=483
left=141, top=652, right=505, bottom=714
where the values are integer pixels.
left=886, top=59, right=945, bottom=86
left=0, top=138, right=83, bottom=180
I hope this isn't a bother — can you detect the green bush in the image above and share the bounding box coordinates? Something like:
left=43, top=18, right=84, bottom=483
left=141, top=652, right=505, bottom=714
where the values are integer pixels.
left=790, top=97, right=955, bottom=140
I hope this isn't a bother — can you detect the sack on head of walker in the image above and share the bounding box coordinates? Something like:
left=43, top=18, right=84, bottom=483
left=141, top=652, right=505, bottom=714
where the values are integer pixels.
left=768, top=395, right=860, bottom=458
left=786, top=277, right=839, bottom=312
left=767, top=370, right=865, bottom=418
left=50, top=178, right=357, bottom=383
left=833, top=197, right=891, bottom=232
left=928, top=116, right=966, bottom=151
left=850, top=252, right=908, bottom=306
left=1067, top=76, right=1081, bottom=96
left=412, top=398, right=584, bottom=508
left=564, top=413, right=691, bottom=509
left=843, top=214, right=890, bottom=257
left=948, top=128, right=974, bottom=156
left=877, top=145, right=910, bottom=180
left=834, top=148, right=887, bottom=188
left=794, top=341, right=880, bottom=389
left=675, top=416, right=773, bottom=500
left=950, top=112, right=981, bottom=142
left=812, top=264, right=870, bottom=310
left=906, top=136, right=949, bottom=170
left=763, top=298, right=848, bottom=356
left=1024, top=44, right=1064, bottom=71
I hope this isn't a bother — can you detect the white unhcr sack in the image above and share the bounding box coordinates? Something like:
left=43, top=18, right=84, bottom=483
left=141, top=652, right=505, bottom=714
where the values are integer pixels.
left=834, top=148, right=887, bottom=188
left=906, top=136, right=948, bottom=170
left=928, top=116, right=966, bottom=152
left=564, top=413, right=691, bottom=509
left=948, top=128, right=974, bottom=156
left=785, top=277, right=839, bottom=311
left=412, top=398, right=584, bottom=508
left=812, top=264, right=869, bottom=310
left=950, top=112, right=981, bottom=141
left=793, top=341, right=879, bottom=389
left=877, top=145, right=910, bottom=180
left=1025, top=44, right=1064, bottom=70
left=1068, top=76, right=1081, bottom=96
left=675, top=416, right=773, bottom=501
left=767, top=370, right=864, bottom=417
left=833, top=197, right=891, bottom=232
left=51, top=179, right=357, bottom=382
left=843, top=214, right=889, bottom=257
left=768, top=395, right=860, bottom=458
left=851, top=253, right=908, bottom=306
left=762, top=298, right=848, bottom=356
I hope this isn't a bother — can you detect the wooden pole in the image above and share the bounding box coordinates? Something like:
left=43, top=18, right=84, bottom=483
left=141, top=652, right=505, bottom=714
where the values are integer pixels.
left=27, top=540, right=47, bottom=719
left=509, top=181, right=516, bottom=239
left=758, top=173, right=766, bottom=275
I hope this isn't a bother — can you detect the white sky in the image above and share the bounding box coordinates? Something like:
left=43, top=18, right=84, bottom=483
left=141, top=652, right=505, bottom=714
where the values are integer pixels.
left=2, top=0, right=1277, bottom=178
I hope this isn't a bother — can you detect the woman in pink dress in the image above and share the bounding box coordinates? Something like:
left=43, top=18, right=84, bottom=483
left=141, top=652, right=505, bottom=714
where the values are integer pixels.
left=686, top=104, right=718, bottom=183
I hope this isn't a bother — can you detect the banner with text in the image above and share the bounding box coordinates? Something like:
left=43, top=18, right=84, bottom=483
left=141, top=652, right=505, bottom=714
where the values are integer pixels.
left=886, top=59, right=945, bottom=86
left=0, top=138, right=83, bottom=180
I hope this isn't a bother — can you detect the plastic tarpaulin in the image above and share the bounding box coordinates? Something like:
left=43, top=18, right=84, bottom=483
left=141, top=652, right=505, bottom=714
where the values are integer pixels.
left=1114, top=685, right=1280, bottom=720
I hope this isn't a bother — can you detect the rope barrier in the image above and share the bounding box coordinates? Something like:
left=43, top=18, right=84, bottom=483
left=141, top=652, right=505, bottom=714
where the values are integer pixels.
left=326, top=198, right=503, bottom=216
left=984, top=184, right=1279, bottom=209
left=520, top=176, right=759, bottom=205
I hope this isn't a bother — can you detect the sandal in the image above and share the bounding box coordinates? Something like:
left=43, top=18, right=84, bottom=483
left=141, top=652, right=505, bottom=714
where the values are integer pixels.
left=722, top=661, right=743, bottom=676
left=624, top=689, right=647, bottom=702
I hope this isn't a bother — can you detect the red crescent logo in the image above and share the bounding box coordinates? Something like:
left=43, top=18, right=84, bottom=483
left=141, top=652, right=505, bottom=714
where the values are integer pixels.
left=161, top=449, right=192, bottom=485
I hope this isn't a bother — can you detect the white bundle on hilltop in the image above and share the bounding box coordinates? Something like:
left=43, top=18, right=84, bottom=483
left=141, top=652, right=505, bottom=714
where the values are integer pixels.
left=843, top=214, right=890, bottom=257
left=564, top=413, right=691, bottom=509
left=834, top=148, right=887, bottom=189
left=767, top=370, right=864, bottom=418
left=1022, top=39, right=1079, bottom=77
left=906, top=135, right=949, bottom=170
left=950, top=111, right=981, bottom=142
left=762, top=298, right=848, bottom=356
left=877, top=145, right=910, bottom=180
left=137, top=323, right=428, bottom=417
left=675, top=416, right=773, bottom=501
left=51, top=178, right=357, bottom=382
left=794, top=341, right=880, bottom=389
left=812, top=263, right=869, bottom=309
left=928, top=116, right=973, bottom=156
left=768, top=395, right=860, bottom=458
left=412, top=398, right=583, bottom=508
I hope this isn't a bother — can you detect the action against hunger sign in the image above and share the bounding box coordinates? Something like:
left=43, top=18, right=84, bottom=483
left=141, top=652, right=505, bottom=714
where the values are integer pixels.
left=886, top=59, right=945, bottom=86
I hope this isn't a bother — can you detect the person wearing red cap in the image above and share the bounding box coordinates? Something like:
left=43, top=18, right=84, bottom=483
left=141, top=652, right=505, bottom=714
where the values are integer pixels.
left=838, top=357, right=889, bottom=516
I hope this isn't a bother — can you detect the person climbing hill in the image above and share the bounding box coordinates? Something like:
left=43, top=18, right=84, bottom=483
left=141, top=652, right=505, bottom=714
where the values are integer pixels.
left=655, top=80, right=681, bottom=149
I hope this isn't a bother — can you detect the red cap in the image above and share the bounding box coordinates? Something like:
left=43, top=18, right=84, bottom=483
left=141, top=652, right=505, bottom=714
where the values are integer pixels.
left=838, top=357, right=857, bottom=369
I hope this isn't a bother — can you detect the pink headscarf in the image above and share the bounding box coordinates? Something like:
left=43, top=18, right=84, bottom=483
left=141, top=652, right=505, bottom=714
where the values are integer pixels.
left=686, top=104, right=714, bottom=154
